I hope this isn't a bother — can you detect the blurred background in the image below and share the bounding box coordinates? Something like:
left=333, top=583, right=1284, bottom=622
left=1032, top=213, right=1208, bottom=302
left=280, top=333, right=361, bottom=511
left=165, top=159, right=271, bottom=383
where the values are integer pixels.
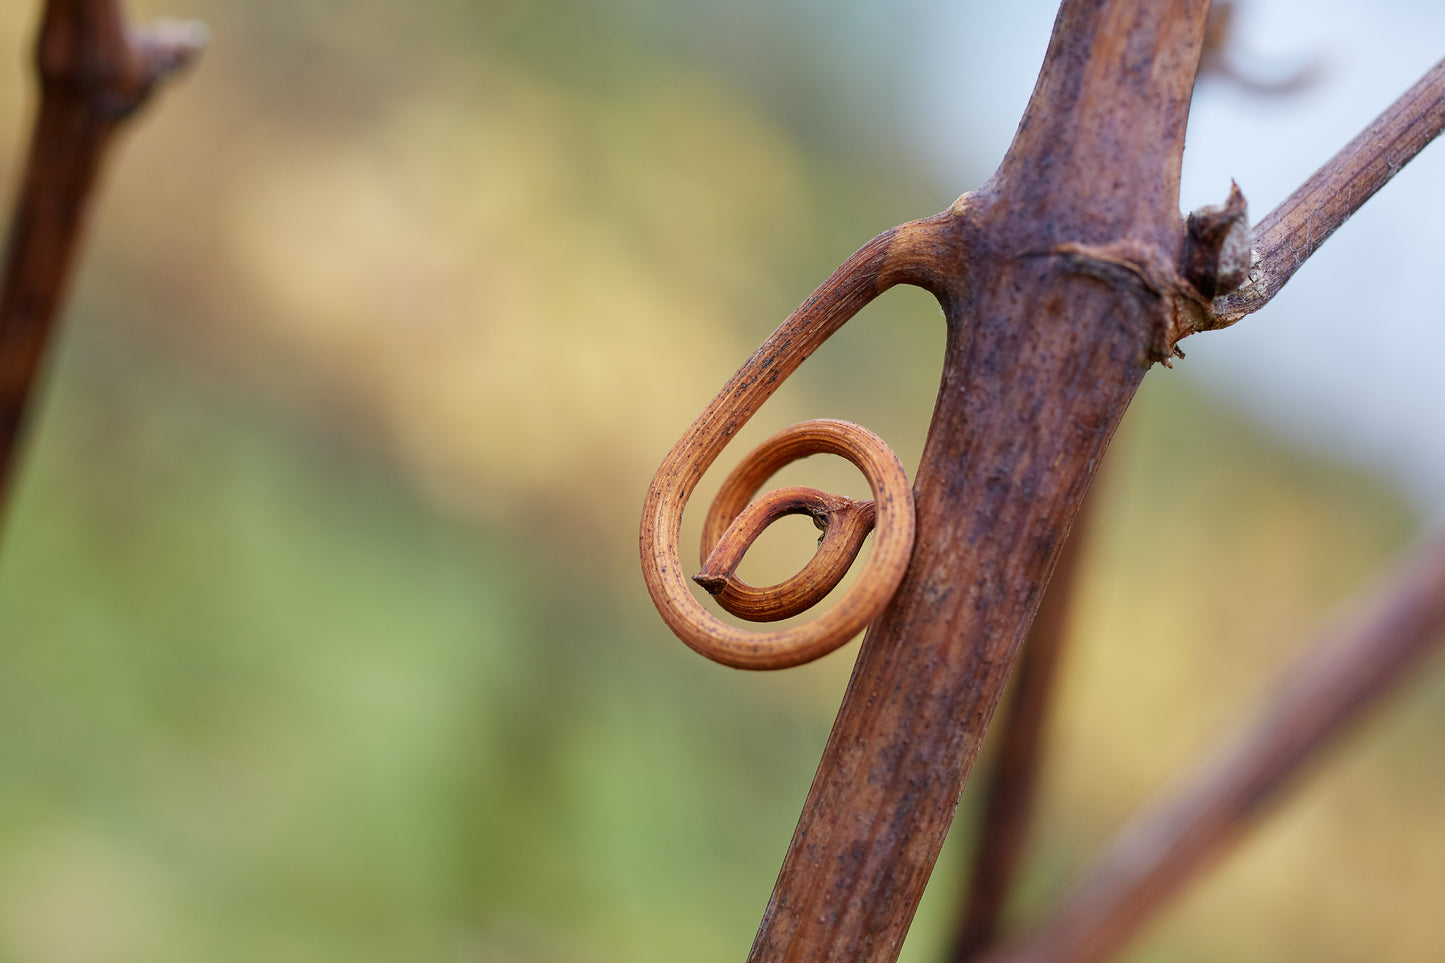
left=0, top=1, right=1441, bottom=961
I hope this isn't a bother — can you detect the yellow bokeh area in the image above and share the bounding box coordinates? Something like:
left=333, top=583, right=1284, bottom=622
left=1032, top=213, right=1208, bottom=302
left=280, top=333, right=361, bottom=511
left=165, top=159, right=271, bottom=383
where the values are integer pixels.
left=217, top=71, right=813, bottom=527
left=0, top=2, right=1442, bottom=962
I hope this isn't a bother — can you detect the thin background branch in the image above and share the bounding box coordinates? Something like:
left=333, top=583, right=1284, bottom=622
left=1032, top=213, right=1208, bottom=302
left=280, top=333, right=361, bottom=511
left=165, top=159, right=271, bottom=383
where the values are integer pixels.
left=979, top=527, right=1445, bottom=963
left=0, top=0, right=203, bottom=516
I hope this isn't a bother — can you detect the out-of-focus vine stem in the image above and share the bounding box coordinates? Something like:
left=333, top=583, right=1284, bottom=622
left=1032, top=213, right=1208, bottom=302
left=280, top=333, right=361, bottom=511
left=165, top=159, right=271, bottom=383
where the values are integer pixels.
left=982, top=530, right=1445, bottom=963
left=0, top=0, right=204, bottom=517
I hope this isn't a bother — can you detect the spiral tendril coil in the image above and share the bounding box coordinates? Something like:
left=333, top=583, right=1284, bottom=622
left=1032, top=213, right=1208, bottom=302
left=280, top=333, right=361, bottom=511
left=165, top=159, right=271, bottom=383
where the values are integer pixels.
left=639, top=214, right=953, bottom=669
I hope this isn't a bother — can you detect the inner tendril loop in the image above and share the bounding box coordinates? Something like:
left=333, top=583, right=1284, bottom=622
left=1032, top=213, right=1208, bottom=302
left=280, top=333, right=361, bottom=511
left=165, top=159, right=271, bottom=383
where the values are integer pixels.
left=695, top=421, right=903, bottom=624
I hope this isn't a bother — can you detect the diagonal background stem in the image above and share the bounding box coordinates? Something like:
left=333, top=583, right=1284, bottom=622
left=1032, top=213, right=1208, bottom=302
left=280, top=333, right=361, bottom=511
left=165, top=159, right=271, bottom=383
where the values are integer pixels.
left=980, top=530, right=1445, bottom=963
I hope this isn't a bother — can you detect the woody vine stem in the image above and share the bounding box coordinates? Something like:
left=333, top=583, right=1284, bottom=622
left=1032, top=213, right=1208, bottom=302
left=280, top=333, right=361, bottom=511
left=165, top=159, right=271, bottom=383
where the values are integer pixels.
left=640, top=1, right=1445, bottom=959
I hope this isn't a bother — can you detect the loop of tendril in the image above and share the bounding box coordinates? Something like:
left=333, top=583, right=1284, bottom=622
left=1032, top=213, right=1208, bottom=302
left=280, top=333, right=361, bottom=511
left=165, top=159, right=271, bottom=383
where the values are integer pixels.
left=639, top=212, right=953, bottom=670
left=694, top=421, right=904, bottom=623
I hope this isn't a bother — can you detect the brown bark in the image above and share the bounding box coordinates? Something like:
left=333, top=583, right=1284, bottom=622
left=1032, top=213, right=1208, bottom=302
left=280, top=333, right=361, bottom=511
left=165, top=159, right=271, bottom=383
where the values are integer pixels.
left=949, top=497, right=1093, bottom=962
left=744, top=4, right=1210, bottom=958
left=981, top=530, right=1445, bottom=963
left=640, top=0, right=1213, bottom=954
left=639, top=3, right=1445, bottom=960
left=0, top=0, right=203, bottom=513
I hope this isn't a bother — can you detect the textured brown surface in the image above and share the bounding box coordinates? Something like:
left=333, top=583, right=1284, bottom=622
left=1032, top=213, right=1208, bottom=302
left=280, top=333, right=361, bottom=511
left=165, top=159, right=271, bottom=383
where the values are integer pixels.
left=949, top=497, right=1093, bottom=963
left=744, top=3, right=1210, bottom=958
left=638, top=2, right=1445, bottom=959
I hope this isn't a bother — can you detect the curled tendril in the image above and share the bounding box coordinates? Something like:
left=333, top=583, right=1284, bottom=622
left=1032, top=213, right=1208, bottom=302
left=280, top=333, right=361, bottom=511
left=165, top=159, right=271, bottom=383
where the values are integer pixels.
left=696, top=476, right=875, bottom=623
left=694, top=419, right=912, bottom=626
left=638, top=211, right=959, bottom=670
